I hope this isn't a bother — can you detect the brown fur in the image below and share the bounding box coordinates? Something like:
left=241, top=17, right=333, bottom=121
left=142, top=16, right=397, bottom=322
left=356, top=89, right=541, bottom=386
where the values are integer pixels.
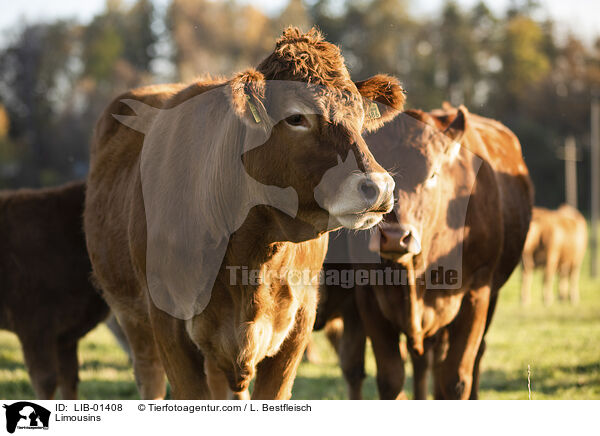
left=84, top=27, right=404, bottom=399
left=318, top=106, right=533, bottom=399
left=521, top=205, right=587, bottom=305
left=0, top=181, right=109, bottom=399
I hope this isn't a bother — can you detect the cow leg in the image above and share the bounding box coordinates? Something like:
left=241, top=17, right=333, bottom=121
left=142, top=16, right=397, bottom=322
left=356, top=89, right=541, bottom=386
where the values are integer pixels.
left=338, top=310, right=366, bottom=400
left=20, top=332, right=58, bottom=399
left=469, top=339, right=486, bottom=400
left=520, top=255, right=534, bottom=306
left=232, top=390, right=250, bottom=400
left=105, top=313, right=132, bottom=359
left=558, top=264, right=570, bottom=301
left=569, top=265, right=581, bottom=305
left=252, top=307, right=315, bottom=400
left=324, top=317, right=344, bottom=354
left=148, top=306, right=210, bottom=399
left=303, top=334, right=322, bottom=364
left=205, top=358, right=231, bottom=400
left=116, top=313, right=167, bottom=400
left=411, top=344, right=432, bottom=400
left=356, top=288, right=405, bottom=400
left=433, top=329, right=450, bottom=400
left=437, top=284, right=490, bottom=400
left=57, top=340, right=79, bottom=400
left=542, top=253, right=559, bottom=306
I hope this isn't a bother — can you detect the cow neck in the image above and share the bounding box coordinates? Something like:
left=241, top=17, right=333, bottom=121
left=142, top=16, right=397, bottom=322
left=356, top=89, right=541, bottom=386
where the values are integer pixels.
left=402, top=257, right=425, bottom=355
left=224, top=207, right=320, bottom=285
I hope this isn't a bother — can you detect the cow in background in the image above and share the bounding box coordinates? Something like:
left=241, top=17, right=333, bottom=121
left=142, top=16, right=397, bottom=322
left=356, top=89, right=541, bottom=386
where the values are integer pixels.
left=316, top=106, right=532, bottom=399
left=0, top=182, right=110, bottom=399
left=521, top=205, right=587, bottom=305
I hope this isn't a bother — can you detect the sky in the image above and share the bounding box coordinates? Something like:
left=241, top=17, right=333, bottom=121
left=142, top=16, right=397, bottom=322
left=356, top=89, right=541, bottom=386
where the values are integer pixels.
left=0, top=0, right=598, bottom=45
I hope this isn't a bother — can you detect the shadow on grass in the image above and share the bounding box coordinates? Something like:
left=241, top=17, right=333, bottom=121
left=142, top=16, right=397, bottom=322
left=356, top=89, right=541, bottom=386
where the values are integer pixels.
left=292, top=373, right=416, bottom=400
left=0, top=355, right=26, bottom=372
left=80, top=358, right=131, bottom=372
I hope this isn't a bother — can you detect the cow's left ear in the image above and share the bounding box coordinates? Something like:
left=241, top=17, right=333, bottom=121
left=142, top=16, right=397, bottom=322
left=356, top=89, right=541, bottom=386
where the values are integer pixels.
left=227, top=69, right=269, bottom=128
left=443, top=105, right=468, bottom=143
left=355, top=74, right=406, bottom=132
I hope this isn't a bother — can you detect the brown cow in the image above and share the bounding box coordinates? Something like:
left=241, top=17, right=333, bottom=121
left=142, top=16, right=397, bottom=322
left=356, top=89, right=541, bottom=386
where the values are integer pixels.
left=84, top=28, right=405, bottom=400
left=521, top=205, right=587, bottom=306
left=319, top=105, right=533, bottom=399
left=0, top=181, right=110, bottom=399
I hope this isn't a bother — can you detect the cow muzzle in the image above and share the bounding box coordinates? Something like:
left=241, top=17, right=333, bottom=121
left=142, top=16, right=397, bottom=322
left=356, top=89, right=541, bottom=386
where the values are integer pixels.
left=325, top=172, right=394, bottom=230
left=369, top=222, right=422, bottom=257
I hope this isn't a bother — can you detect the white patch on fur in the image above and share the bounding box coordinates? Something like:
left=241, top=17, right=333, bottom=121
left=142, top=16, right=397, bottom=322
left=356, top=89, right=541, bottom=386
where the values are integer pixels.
left=449, top=141, right=461, bottom=162
left=425, top=173, right=439, bottom=189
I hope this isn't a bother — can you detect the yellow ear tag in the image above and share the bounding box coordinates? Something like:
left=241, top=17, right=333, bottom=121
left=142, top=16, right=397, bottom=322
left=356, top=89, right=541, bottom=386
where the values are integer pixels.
left=246, top=95, right=261, bottom=124
left=367, top=102, right=381, bottom=120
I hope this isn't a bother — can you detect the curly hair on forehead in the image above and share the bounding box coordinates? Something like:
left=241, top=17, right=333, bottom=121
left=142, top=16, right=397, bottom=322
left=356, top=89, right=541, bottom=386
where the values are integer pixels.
left=257, top=27, right=352, bottom=88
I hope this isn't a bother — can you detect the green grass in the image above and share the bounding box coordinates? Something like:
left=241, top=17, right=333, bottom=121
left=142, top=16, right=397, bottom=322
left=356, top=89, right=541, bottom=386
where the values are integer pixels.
left=1, top=265, right=599, bottom=400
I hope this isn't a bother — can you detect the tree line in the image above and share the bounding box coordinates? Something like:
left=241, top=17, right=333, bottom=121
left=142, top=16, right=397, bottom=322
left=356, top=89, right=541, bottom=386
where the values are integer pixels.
left=0, top=0, right=599, bottom=210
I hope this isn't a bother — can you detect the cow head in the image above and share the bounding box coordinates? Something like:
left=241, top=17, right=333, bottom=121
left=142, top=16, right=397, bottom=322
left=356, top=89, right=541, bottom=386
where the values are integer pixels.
left=229, top=27, right=404, bottom=234
left=369, top=106, right=468, bottom=262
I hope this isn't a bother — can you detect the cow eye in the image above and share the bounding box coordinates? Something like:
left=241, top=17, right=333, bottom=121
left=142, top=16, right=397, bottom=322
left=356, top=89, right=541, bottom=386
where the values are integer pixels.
left=285, top=114, right=308, bottom=127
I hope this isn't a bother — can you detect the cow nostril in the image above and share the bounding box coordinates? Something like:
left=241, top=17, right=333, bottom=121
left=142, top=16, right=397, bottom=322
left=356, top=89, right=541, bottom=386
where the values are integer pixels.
left=399, top=230, right=412, bottom=248
left=359, top=179, right=379, bottom=202
left=380, top=230, right=388, bottom=245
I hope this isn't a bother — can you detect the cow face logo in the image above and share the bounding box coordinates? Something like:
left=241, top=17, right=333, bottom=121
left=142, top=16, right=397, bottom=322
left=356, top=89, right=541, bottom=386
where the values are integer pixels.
left=2, top=402, right=50, bottom=433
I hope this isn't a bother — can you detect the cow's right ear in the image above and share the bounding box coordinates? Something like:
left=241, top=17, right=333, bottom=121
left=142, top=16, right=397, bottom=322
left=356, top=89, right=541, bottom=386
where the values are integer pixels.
left=227, top=69, right=269, bottom=128
left=355, top=74, right=406, bottom=132
left=443, top=105, right=468, bottom=143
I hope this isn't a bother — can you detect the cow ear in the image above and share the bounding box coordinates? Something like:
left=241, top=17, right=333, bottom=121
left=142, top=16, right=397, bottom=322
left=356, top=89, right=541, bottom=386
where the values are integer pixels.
left=441, top=101, right=454, bottom=111
left=355, top=74, right=406, bottom=132
left=443, top=105, right=468, bottom=143
left=228, top=69, right=269, bottom=128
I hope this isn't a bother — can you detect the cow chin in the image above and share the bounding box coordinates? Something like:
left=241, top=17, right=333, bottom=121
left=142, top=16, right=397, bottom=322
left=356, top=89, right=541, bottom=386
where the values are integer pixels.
left=332, top=211, right=384, bottom=230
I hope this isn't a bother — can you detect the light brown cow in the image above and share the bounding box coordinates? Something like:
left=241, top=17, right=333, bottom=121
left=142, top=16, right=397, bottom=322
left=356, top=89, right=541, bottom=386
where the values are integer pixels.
left=521, top=205, right=587, bottom=306
left=318, top=105, right=533, bottom=399
left=84, top=28, right=405, bottom=399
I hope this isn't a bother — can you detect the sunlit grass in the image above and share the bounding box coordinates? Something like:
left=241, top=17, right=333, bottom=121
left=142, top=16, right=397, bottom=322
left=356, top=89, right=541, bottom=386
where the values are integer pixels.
left=0, top=262, right=598, bottom=400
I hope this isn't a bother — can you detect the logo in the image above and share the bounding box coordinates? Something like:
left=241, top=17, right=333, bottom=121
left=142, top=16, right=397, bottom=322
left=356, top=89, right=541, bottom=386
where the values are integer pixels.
left=2, top=402, right=50, bottom=434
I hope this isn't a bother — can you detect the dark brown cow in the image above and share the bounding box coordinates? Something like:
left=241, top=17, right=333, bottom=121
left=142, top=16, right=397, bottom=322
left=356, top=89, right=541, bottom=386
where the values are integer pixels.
left=318, top=105, right=532, bottom=399
left=521, top=205, right=587, bottom=305
left=0, top=181, right=110, bottom=399
left=84, top=28, right=405, bottom=400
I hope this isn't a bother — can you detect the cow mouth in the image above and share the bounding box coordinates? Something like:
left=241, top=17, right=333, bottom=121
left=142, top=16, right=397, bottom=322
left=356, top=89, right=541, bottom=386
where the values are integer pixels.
left=335, top=211, right=385, bottom=230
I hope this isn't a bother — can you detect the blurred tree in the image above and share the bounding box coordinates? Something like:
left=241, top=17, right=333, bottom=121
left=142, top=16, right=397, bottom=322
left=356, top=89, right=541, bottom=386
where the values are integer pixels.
left=0, top=21, right=79, bottom=186
left=492, top=14, right=550, bottom=113
left=0, top=104, right=19, bottom=187
left=0, top=0, right=598, bottom=212
left=273, top=0, right=310, bottom=33
left=169, top=0, right=272, bottom=80
left=437, top=1, right=479, bottom=106
left=0, top=0, right=157, bottom=188
left=82, top=0, right=157, bottom=87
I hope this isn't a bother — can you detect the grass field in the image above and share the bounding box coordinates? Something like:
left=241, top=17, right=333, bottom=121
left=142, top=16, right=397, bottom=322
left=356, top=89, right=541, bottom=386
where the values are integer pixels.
left=1, top=266, right=599, bottom=400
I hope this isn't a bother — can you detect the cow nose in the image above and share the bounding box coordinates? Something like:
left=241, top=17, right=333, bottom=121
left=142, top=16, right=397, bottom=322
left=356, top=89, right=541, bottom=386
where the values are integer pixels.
left=359, top=173, right=394, bottom=212
left=376, top=224, right=422, bottom=255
